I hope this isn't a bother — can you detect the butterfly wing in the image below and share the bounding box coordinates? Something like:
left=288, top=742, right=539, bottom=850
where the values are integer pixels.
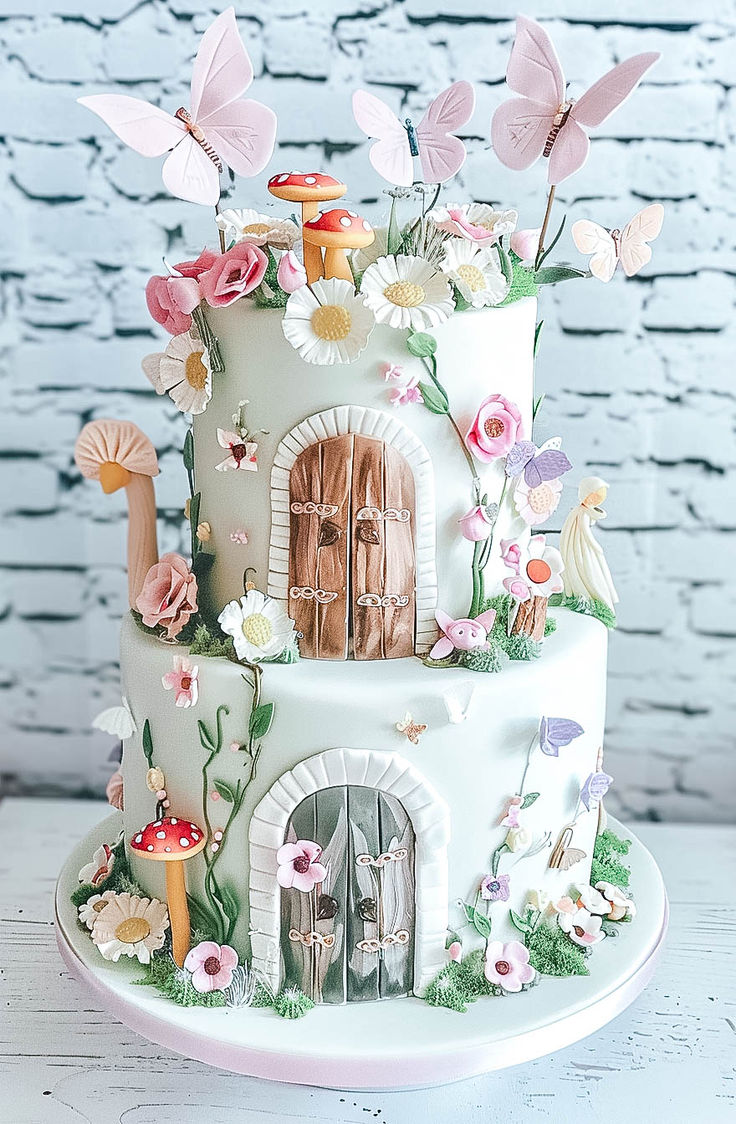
left=77, top=94, right=185, bottom=157
left=203, top=99, right=277, bottom=177
left=619, top=203, right=664, bottom=277
left=506, top=15, right=564, bottom=106
left=491, top=97, right=557, bottom=170
left=572, top=53, right=660, bottom=128
left=524, top=449, right=572, bottom=487
left=352, top=89, right=413, bottom=186
left=559, top=848, right=587, bottom=871
left=546, top=115, right=590, bottom=184
left=190, top=7, right=253, bottom=122
left=415, top=80, right=475, bottom=183
left=572, top=219, right=618, bottom=282
left=162, top=135, right=221, bottom=206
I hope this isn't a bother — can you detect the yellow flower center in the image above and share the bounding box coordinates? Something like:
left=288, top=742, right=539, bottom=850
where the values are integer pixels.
left=241, top=222, right=271, bottom=235
left=477, top=220, right=496, bottom=231
left=311, top=304, right=352, bottom=340
left=92, top=899, right=108, bottom=914
left=383, top=281, right=426, bottom=308
left=115, top=916, right=151, bottom=944
left=456, top=263, right=486, bottom=292
left=527, top=483, right=555, bottom=514
left=242, top=613, right=273, bottom=648
left=185, top=351, right=208, bottom=391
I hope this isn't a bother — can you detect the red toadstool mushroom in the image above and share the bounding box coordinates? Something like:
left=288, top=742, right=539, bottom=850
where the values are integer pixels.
left=130, top=815, right=206, bottom=966
left=268, top=172, right=347, bottom=283
left=302, top=208, right=374, bottom=283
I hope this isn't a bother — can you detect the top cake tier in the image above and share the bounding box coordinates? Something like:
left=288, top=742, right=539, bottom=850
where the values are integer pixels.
left=192, top=296, right=536, bottom=657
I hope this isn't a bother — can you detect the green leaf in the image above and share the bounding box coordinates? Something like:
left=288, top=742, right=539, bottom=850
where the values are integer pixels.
left=214, top=779, right=235, bottom=803
left=533, top=265, right=587, bottom=285
left=406, top=331, right=437, bottom=358
left=220, top=882, right=240, bottom=925
left=198, top=719, right=216, bottom=753
left=497, top=243, right=513, bottom=285
left=533, top=320, right=544, bottom=358
left=142, top=719, right=154, bottom=766
left=509, top=909, right=533, bottom=936
left=451, top=285, right=471, bottom=312
left=461, top=902, right=492, bottom=941
left=417, top=381, right=449, bottom=415
left=535, top=215, right=566, bottom=270
left=183, top=429, right=194, bottom=472
left=192, top=551, right=215, bottom=580
left=249, top=701, right=275, bottom=741
left=520, top=792, right=540, bottom=810
left=491, top=843, right=509, bottom=876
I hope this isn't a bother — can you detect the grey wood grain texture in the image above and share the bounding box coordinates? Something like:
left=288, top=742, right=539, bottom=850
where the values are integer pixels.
left=1, top=798, right=734, bottom=1124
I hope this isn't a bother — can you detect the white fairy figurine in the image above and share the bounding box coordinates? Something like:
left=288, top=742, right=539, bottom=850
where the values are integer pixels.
left=559, top=477, right=619, bottom=611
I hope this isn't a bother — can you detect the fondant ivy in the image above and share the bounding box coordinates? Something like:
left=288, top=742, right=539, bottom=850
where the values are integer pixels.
left=549, top=592, right=617, bottom=630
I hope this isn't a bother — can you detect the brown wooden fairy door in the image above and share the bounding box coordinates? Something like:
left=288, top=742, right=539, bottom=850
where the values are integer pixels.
left=288, top=434, right=416, bottom=660
left=280, top=786, right=415, bottom=1004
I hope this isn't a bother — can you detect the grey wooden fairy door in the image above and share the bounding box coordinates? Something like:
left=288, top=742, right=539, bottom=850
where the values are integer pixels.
left=280, top=786, right=416, bottom=1004
left=288, top=434, right=417, bottom=660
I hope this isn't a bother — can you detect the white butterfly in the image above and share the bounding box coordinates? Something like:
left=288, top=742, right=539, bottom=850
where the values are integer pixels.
left=572, top=203, right=664, bottom=283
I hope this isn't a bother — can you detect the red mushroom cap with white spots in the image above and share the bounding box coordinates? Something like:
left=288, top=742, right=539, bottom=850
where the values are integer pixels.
left=302, top=208, right=375, bottom=249
left=267, top=172, right=347, bottom=204
left=130, top=816, right=206, bottom=862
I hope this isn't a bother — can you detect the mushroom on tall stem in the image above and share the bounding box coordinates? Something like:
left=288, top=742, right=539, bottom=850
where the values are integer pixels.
left=130, top=815, right=206, bottom=966
left=75, top=420, right=160, bottom=608
left=267, top=172, right=347, bottom=284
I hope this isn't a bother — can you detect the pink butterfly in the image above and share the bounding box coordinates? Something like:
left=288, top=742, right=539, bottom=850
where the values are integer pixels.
left=78, top=8, right=276, bottom=207
left=352, top=82, right=475, bottom=187
left=572, top=204, right=664, bottom=282
left=491, top=15, right=659, bottom=185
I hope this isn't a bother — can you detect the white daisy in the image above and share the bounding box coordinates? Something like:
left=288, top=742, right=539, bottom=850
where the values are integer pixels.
left=78, top=890, right=118, bottom=930
left=282, top=277, right=375, bottom=365
left=218, top=590, right=297, bottom=663
left=360, top=254, right=454, bottom=331
left=440, top=240, right=510, bottom=308
left=91, top=891, right=169, bottom=965
left=142, top=331, right=212, bottom=415
left=216, top=208, right=299, bottom=250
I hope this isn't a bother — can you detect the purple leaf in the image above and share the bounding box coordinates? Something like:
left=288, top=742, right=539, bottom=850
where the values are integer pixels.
left=580, top=771, right=613, bottom=811
left=505, top=441, right=536, bottom=478
left=524, top=449, right=573, bottom=488
left=539, top=716, right=584, bottom=756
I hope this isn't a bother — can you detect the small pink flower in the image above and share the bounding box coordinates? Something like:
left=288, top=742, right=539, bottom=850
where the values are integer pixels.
left=501, top=794, right=523, bottom=827
left=458, top=505, right=495, bottom=542
left=500, top=539, right=521, bottom=575
left=277, top=249, right=307, bottom=293
left=230, top=529, right=249, bottom=544
left=514, top=475, right=563, bottom=526
left=484, top=939, right=535, bottom=992
left=431, top=204, right=501, bottom=246
left=554, top=895, right=577, bottom=916
left=276, top=839, right=327, bottom=893
left=558, top=906, right=605, bottom=947
left=448, top=941, right=462, bottom=963
left=145, top=273, right=201, bottom=335
left=510, top=228, right=541, bottom=261
left=381, top=361, right=405, bottom=381
left=199, top=242, right=268, bottom=307
left=480, top=873, right=511, bottom=902
left=162, top=655, right=199, bottom=708
left=465, top=394, right=524, bottom=463
left=389, top=375, right=423, bottom=406
left=106, top=770, right=124, bottom=811
left=184, top=940, right=238, bottom=993
left=174, top=248, right=219, bottom=279
left=215, top=430, right=258, bottom=472
left=135, top=553, right=198, bottom=639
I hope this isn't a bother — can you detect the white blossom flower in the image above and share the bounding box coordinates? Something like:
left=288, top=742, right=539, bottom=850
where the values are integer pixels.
left=218, top=590, right=297, bottom=663
left=595, top=881, right=636, bottom=921
left=282, top=278, right=375, bottom=365
left=142, top=331, right=212, bottom=415
left=91, top=892, right=169, bottom=965
left=78, top=890, right=118, bottom=930
left=558, top=906, right=605, bottom=947
left=440, top=239, right=510, bottom=308
left=360, top=254, right=454, bottom=331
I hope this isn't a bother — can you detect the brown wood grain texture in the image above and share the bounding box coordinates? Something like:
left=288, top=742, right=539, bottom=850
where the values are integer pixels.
left=382, top=442, right=416, bottom=658
left=511, top=595, right=549, bottom=641
left=352, top=436, right=385, bottom=660
left=316, top=434, right=353, bottom=660
left=288, top=442, right=321, bottom=658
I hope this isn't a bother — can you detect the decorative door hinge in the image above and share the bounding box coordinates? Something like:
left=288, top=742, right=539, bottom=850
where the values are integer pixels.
left=355, top=848, right=408, bottom=868
left=356, top=507, right=411, bottom=523
left=356, top=930, right=410, bottom=954
left=291, top=501, right=339, bottom=517
left=355, top=594, right=409, bottom=608
left=288, top=928, right=336, bottom=949
left=290, top=586, right=339, bottom=604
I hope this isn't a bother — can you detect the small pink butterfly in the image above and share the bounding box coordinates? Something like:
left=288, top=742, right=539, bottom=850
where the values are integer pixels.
left=78, top=8, right=276, bottom=207
left=491, top=16, right=659, bottom=185
left=352, top=82, right=475, bottom=187
left=572, top=204, right=664, bottom=282
left=395, top=713, right=427, bottom=746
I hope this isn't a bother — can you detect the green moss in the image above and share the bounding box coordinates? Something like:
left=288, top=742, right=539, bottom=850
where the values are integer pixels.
left=499, top=256, right=539, bottom=307
left=133, top=952, right=226, bottom=1007
left=460, top=643, right=506, bottom=674
left=189, top=622, right=237, bottom=659
left=526, top=922, right=590, bottom=977
left=481, top=594, right=544, bottom=662
left=423, top=963, right=472, bottom=1012
left=544, top=615, right=557, bottom=637
left=591, top=828, right=632, bottom=889
left=548, top=593, right=617, bottom=630
left=273, top=986, right=314, bottom=1019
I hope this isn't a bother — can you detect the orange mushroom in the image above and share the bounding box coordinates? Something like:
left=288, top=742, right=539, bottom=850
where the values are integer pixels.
left=74, top=420, right=159, bottom=608
left=130, top=815, right=206, bottom=966
left=268, top=172, right=347, bottom=284
left=302, top=209, right=375, bottom=283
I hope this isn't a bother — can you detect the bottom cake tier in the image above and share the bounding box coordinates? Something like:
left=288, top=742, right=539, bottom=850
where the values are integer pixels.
left=115, top=608, right=610, bottom=1004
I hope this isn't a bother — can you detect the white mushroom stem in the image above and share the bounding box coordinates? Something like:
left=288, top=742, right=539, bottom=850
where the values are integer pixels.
left=301, top=201, right=324, bottom=283
left=125, top=472, right=159, bottom=608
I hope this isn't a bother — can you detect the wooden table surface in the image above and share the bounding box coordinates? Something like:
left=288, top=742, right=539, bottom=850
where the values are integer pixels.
left=1, top=798, right=734, bottom=1124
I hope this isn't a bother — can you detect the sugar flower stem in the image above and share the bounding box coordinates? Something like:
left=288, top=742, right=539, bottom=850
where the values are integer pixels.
left=518, top=731, right=539, bottom=796
left=420, top=355, right=481, bottom=502
left=191, top=306, right=224, bottom=374
left=535, top=185, right=556, bottom=271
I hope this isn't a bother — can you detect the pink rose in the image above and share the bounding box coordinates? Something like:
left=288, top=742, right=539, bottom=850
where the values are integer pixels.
left=174, top=248, right=219, bottom=278
left=276, top=249, right=307, bottom=293
left=199, top=242, right=268, bottom=307
left=465, top=394, right=523, bottom=463
left=145, top=274, right=201, bottom=335
left=135, top=552, right=198, bottom=639
left=458, top=505, right=495, bottom=542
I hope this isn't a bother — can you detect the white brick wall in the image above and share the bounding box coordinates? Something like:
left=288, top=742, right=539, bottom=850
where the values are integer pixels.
left=1, top=1, right=735, bottom=823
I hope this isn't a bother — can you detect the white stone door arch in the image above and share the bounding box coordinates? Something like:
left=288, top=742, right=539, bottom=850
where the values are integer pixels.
left=248, top=747, right=450, bottom=996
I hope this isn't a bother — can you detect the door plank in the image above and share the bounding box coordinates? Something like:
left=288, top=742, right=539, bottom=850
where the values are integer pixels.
left=316, top=435, right=352, bottom=660
left=382, top=443, right=416, bottom=658
left=280, top=794, right=317, bottom=998
left=352, top=436, right=385, bottom=660
left=378, top=792, right=415, bottom=999
left=314, top=785, right=348, bottom=1004
left=346, top=786, right=381, bottom=1002
left=288, top=444, right=322, bottom=658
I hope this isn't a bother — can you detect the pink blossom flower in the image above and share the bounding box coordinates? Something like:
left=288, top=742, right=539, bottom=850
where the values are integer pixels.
left=145, top=274, right=201, bottom=335
left=161, top=655, right=199, bottom=708
left=215, top=429, right=259, bottom=472
left=458, top=505, right=495, bottom=542
left=558, top=906, right=605, bottom=947
left=106, top=770, right=124, bottom=811
left=484, top=940, right=535, bottom=992
left=198, top=242, right=268, bottom=307
left=276, top=839, right=327, bottom=892
left=514, top=475, right=563, bottom=526
left=502, top=535, right=564, bottom=602
left=389, top=375, right=423, bottom=406
left=277, top=249, right=307, bottom=293
left=430, top=203, right=514, bottom=247
left=229, top=529, right=249, bottom=545
left=174, top=248, right=219, bottom=279
left=448, top=941, right=462, bottom=963
left=501, top=794, right=523, bottom=827
left=465, top=394, right=524, bottom=463
left=510, top=228, right=542, bottom=261
left=78, top=842, right=115, bottom=886
left=500, top=539, right=521, bottom=575
left=184, top=940, right=239, bottom=993
left=381, top=361, right=405, bottom=381
left=480, top=873, right=511, bottom=902
left=135, top=553, right=198, bottom=640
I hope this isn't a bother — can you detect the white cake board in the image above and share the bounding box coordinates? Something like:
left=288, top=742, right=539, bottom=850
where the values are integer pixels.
left=55, top=813, right=667, bottom=1090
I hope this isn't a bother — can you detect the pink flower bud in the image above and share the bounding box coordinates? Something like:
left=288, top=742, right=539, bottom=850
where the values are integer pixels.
left=510, top=228, right=542, bottom=262
left=448, top=941, right=462, bottom=962
left=458, top=505, right=494, bottom=542
left=277, top=249, right=307, bottom=294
